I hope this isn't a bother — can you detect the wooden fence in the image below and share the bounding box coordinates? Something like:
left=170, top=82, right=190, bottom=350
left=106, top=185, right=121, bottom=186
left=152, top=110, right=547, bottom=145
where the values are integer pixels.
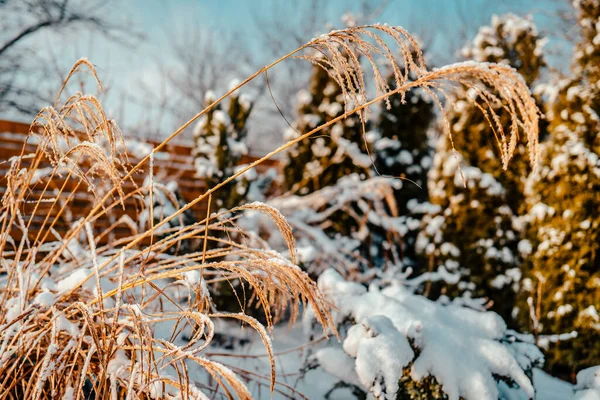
left=0, top=119, right=278, bottom=244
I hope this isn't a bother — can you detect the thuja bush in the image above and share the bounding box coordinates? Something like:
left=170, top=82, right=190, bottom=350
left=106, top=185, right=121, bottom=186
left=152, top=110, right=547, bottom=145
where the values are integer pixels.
left=416, top=13, right=546, bottom=324
left=519, top=0, right=600, bottom=379
left=193, top=85, right=254, bottom=211
left=281, top=57, right=372, bottom=196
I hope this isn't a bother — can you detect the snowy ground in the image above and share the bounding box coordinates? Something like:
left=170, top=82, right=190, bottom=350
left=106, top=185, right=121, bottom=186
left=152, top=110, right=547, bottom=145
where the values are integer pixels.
left=533, top=369, right=574, bottom=400
left=204, top=320, right=346, bottom=399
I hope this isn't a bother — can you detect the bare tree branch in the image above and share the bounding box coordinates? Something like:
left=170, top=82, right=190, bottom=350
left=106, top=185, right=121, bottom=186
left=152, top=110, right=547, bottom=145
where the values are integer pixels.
left=0, top=0, right=139, bottom=118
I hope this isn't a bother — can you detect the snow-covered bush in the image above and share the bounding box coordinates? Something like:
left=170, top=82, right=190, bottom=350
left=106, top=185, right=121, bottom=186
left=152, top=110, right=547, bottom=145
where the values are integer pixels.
left=192, top=83, right=255, bottom=210
left=277, top=62, right=409, bottom=272
left=519, top=125, right=600, bottom=375
left=417, top=143, right=522, bottom=319
left=518, top=0, right=600, bottom=376
left=303, top=269, right=543, bottom=400
left=281, top=59, right=373, bottom=195
left=417, top=13, right=546, bottom=324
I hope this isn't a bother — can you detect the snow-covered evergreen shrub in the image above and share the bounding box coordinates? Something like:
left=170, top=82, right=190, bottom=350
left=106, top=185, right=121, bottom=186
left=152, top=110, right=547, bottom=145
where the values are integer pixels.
left=417, top=146, right=520, bottom=314
left=370, top=70, right=436, bottom=271
left=192, top=83, right=256, bottom=210
left=276, top=61, right=409, bottom=273
left=519, top=0, right=600, bottom=377
left=303, top=269, right=544, bottom=400
left=373, top=74, right=435, bottom=212
left=281, top=62, right=373, bottom=195
left=138, top=178, right=198, bottom=254
left=520, top=125, right=600, bottom=376
left=242, top=174, right=408, bottom=279
left=416, top=14, right=546, bottom=324
left=277, top=53, right=438, bottom=274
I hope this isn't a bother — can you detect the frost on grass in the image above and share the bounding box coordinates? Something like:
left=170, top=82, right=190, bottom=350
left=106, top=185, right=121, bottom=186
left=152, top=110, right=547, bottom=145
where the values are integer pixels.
left=304, top=269, right=543, bottom=400
left=0, top=61, right=334, bottom=399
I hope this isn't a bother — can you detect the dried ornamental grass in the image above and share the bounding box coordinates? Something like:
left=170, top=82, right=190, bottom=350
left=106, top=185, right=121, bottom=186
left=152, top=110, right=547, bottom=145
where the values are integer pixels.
left=0, top=63, right=332, bottom=399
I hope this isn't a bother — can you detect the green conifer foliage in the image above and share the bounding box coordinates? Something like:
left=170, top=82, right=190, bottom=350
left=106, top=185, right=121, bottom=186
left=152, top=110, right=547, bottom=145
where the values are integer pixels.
left=453, top=13, right=546, bottom=206
left=374, top=77, right=435, bottom=212
left=519, top=0, right=600, bottom=378
left=278, top=62, right=390, bottom=271
left=281, top=63, right=373, bottom=195
left=372, top=73, right=436, bottom=268
left=192, top=87, right=254, bottom=211
left=415, top=14, right=546, bottom=324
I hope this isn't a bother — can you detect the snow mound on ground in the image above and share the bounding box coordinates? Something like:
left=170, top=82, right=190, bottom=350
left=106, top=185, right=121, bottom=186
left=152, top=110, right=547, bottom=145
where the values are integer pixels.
left=306, top=269, right=544, bottom=400
left=573, top=366, right=600, bottom=400
left=533, top=369, right=573, bottom=400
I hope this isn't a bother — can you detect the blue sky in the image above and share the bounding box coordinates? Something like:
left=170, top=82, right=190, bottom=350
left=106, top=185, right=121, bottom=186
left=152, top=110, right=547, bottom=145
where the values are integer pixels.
left=9, top=0, right=569, bottom=150
left=60, top=0, right=564, bottom=81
